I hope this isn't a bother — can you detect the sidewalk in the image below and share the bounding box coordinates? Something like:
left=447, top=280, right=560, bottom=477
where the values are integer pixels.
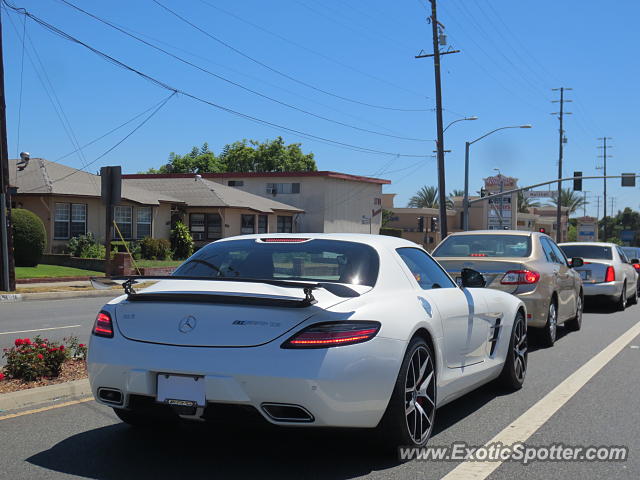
left=1, top=280, right=120, bottom=303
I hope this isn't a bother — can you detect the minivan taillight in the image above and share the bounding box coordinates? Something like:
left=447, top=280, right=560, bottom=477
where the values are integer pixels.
left=93, top=312, right=114, bottom=338
left=501, top=270, right=540, bottom=285
left=282, top=321, right=380, bottom=349
left=605, top=266, right=615, bottom=282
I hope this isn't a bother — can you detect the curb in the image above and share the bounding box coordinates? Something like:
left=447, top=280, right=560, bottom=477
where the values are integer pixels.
left=1, top=290, right=120, bottom=303
left=0, top=379, right=92, bottom=411
left=17, top=276, right=97, bottom=284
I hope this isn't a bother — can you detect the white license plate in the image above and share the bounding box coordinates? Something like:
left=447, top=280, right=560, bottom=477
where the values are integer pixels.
left=157, top=374, right=205, bottom=406
left=579, top=270, right=591, bottom=280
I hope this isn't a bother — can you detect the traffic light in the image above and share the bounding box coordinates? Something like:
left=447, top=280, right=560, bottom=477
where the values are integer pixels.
left=480, top=188, right=487, bottom=198
left=573, top=171, right=582, bottom=191
left=417, top=216, right=425, bottom=232
left=430, top=217, right=438, bottom=232
left=621, top=173, right=636, bottom=187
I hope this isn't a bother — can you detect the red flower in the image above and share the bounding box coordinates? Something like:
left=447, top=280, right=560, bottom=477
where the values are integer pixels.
left=79, top=344, right=85, bottom=348
left=0, top=373, right=5, bottom=381
left=37, top=353, right=44, bottom=360
left=24, top=338, right=32, bottom=345
left=48, top=348, right=57, bottom=353
left=40, top=343, right=47, bottom=348
left=59, top=345, right=65, bottom=351
left=14, top=339, right=23, bottom=346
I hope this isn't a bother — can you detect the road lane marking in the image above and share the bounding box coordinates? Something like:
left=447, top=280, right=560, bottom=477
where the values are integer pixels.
left=0, top=397, right=93, bottom=421
left=0, top=325, right=82, bottom=336
left=441, top=320, right=640, bottom=480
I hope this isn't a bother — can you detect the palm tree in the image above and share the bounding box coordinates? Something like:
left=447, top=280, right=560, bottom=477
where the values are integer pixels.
left=408, top=186, right=453, bottom=209
left=449, top=189, right=465, bottom=198
left=547, top=188, right=588, bottom=216
left=517, top=191, right=540, bottom=213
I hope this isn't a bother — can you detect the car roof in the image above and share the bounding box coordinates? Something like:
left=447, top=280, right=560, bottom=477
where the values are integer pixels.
left=445, top=230, right=536, bottom=237
left=214, top=232, right=422, bottom=249
left=558, top=242, right=618, bottom=247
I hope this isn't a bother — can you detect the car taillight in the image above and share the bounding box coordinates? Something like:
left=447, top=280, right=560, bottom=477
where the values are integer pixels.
left=282, top=321, right=380, bottom=349
left=605, top=266, right=615, bottom=282
left=261, top=238, right=310, bottom=243
left=92, top=312, right=114, bottom=338
left=501, top=270, right=540, bottom=285
left=633, top=264, right=640, bottom=271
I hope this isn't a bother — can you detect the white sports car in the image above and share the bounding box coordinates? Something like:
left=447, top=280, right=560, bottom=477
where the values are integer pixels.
left=89, top=234, right=527, bottom=448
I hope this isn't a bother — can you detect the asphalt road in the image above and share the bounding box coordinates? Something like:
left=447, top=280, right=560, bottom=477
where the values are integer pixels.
left=0, top=298, right=638, bottom=479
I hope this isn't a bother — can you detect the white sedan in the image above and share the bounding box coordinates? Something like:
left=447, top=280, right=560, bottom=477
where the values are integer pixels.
left=89, top=234, right=527, bottom=448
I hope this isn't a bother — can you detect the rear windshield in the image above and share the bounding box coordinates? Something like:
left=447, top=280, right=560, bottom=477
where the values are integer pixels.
left=173, top=239, right=379, bottom=286
left=433, top=234, right=531, bottom=258
left=559, top=244, right=613, bottom=260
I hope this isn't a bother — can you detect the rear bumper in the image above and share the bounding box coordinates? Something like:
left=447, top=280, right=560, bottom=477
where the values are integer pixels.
left=583, top=281, right=621, bottom=298
left=516, top=291, right=549, bottom=328
left=88, top=334, right=406, bottom=428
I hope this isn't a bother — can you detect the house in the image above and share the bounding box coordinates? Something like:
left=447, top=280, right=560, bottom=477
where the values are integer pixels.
left=9, top=158, right=303, bottom=252
left=123, top=171, right=390, bottom=234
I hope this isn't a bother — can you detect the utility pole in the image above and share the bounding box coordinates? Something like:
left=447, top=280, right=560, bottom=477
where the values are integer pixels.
left=582, top=191, right=589, bottom=218
left=597, top=137, right=612, bottom=240
left=551, top=87, right=572, bottom=242
left=0, top=8, right=16, bottom=292
left=415, top=0, right=459, bottom=240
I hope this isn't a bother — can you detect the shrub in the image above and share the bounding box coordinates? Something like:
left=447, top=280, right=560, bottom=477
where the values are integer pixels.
left=12, top=208, right=46, bottom=267
left=3, top=336, right=68, bottom=381
left=379, top=227, right=403, bottom=238
left=171, top=221, right=194, bottom=260
left=63, top=336, right=88, bottom=360
left=139, top=236, right=171, bottom=260
left=68, top=232, right=105, bottom=259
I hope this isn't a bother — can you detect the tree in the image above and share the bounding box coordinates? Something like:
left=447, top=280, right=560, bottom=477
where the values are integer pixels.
left=547, top=188, right=588, bottom=216
left=381, top=209, right=395, bottom=228
left=145, top=137, right=316, bottom=174
left=517, top=191, right=540, bottom=213
left=408, top=186, right=453, bottom=209
left=12, top=209, right=46, bottom=267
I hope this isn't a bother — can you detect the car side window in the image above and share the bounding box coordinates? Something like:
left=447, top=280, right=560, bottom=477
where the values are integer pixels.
left=548, top=240, right=569, bottom=266
left=396, top=248, right=456, bottom=290
left=616, top=247, right=629, bottom=263
left=540, top=238, right=558, bottom=263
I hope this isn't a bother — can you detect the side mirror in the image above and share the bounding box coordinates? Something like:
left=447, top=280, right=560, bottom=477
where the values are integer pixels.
left=571, top=257, right=584, bottom=268
left=460, top=268, right=486, bottom=288
left=631, top=258, right=640, bottom=264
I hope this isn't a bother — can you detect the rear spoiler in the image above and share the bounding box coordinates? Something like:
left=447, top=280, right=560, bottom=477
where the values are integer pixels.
left=90, top=275, right=360, bottom=308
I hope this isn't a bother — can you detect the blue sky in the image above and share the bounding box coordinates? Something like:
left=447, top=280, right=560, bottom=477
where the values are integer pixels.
left=3, top=0, right=640, bottom=217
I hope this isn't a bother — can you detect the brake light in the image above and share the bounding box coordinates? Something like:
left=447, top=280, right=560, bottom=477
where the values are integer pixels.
left=633, top=264, right=640, bottom=271
left=501, top=270, right=540, bottom=285
left=92, top=312, right=114, bottom=338
left=470, top=253, right=487, bottom=257
left=282, top=321, right=380, bottom=349
left=605, top=266, right=615, bottom=282
left=261, top=238, right=309, bottom=243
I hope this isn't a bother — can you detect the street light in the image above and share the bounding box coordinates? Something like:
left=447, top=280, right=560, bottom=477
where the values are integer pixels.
left=443, top=116, right=478, bottom=134
left=463, top=125, right=532, bottom=230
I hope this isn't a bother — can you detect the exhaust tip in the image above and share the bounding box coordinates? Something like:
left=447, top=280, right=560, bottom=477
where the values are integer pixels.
left=97, top=388, right=123, bottom=405
left=261, top=403, right=314, bottom=423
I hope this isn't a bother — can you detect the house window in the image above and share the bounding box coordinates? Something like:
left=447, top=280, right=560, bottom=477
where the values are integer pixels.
left=266, top=183, right=300, bottom=194
left=374, top=198, right=382, bottom=205
left=228, top=180, right=244, bottom=187
left=54, top=203, right=70, bottom=239
left=190, top=213, right=222, bottom=241
left=136, top=207, right=152, bottom=239
left=277, top=216, right=293, bottom=233
left=54, top=203, right=87, bottom=239
left=206, top=213, right=222, bottom=239
left=189, top=213, right=206, bottom=241
left=257, top=215, right=268, bottom=233
left=241, top=214, right=255, bottom=234
left=114, top=206, right=133, bottom=239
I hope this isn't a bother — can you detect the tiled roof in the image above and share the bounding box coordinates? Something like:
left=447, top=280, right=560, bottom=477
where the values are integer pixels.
left=122, top=170, right=391, bottom=184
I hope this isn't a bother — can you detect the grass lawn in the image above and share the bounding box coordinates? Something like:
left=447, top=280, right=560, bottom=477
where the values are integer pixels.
left=134, top=259, right=183, bottom=268
left=15, top=264, right=105, bottom=279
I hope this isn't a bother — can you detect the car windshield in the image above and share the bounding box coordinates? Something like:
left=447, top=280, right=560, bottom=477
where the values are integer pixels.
left=433, top=234, right=531, bottom=258
left=173, top=238, right=379, bottom=286
left=559, top=245, right=613, bottom=260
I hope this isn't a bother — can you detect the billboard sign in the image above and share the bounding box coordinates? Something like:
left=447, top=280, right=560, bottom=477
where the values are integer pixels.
left=577, top=220, right=597, bottom=242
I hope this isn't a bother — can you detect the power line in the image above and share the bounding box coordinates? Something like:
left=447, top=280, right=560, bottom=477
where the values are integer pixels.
left=151, top=0, right=430, bottom=112
left=4, top=1, right=430, bottom=159
left=197, top=0, right=431, bottom=105
left=56, top=0, right=432, bottom=143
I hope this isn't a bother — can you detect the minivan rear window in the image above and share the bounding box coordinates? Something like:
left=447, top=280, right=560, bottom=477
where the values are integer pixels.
left=173, top=239, right=379, bottom=286
left=559, top=245, right=613, bottom=260
left=433, top=234, right=531, bottom=258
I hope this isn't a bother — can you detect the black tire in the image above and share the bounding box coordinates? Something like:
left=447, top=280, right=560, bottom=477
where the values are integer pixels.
left=616, top=283, right=627, bottom=311
left=497, top=311, right=527, bottom=390
left=565, top=293, right=583, bottom=331
left=629, top=283, right=638, bottom=305
left=376, top=337, right=436, bottom=450
left=539, top=298, right=558, bottom=347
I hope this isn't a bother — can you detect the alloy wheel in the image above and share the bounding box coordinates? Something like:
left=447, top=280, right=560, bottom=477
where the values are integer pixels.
left=513, top=317, right=528, bottom=383
left=548, top=302, right=557, bottom=342
left=404, top=346, right=436, bottom=445
left=575, top=296, right=583, bottom=326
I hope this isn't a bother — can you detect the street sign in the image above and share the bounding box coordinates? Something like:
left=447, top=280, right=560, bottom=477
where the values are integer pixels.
left=577, top=221, right=598, bottom=242
left=523, top=190, right=558, bottom=199
left=621, top=173, right=636, bottom=187
left=620, top=230, right=635, bottom=242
